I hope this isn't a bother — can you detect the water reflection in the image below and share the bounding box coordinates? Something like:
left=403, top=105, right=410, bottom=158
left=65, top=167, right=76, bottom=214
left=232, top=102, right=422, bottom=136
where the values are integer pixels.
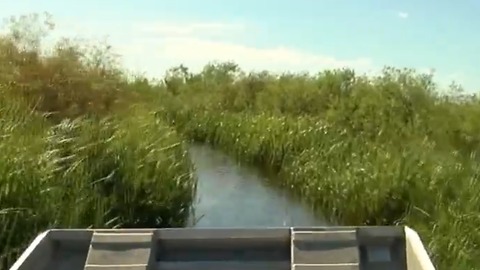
left=187, top=143, right=326, bottom=227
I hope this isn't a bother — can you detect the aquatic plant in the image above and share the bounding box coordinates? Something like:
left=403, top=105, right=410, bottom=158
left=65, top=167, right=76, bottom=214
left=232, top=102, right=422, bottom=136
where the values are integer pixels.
left=0, top=14, right=196, bottom=269
left=161, top=63, right=480, bottom=269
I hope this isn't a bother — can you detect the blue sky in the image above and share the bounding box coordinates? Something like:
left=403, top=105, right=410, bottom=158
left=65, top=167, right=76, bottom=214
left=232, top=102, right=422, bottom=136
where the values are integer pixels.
left=1, top=0, right=479, bottom=91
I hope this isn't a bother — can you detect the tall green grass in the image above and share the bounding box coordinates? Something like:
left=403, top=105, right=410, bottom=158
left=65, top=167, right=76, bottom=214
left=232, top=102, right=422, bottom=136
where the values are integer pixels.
left=2, top=12, right=479, bottom=270
left=0, top=14, right=196, bottom=269
left=160, top=63, right=480, bottom=269
left=0, top=94, right=197, bottom=269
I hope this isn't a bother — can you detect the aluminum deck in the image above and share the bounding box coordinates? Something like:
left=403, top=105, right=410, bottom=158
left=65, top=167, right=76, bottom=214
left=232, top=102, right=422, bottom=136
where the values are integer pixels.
left=9, top=226, right=435, bottom=270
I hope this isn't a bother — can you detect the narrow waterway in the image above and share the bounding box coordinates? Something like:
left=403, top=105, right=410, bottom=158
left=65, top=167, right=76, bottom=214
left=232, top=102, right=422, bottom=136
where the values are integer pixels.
left=187, top=143, right=327, bottom=227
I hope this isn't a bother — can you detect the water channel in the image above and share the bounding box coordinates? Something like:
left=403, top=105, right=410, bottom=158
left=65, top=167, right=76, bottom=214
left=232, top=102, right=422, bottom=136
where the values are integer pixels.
left=187, top=143, right=327, bottom=227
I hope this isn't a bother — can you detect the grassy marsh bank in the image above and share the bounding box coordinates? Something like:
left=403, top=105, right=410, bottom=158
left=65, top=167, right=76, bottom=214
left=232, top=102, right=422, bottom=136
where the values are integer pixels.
left=1, top=12, right=479, bottom=270
left=160, top=63, right=480, bottom=269
left=0, top=14, right=196, bottom=269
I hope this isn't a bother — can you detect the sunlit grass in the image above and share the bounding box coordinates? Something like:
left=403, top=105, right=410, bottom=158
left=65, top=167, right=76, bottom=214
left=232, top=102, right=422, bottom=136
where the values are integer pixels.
left=1, top=11, right=479, bottom=270
left=0, top=14, right=197, bottom=269
left=161, top=64, right=480, bottom=269
left=0, top=98, right=197, bottom=269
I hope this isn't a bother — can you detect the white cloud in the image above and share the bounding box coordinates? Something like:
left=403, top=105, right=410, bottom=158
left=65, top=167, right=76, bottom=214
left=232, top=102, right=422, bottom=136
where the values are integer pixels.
left=418, top=67, right=436, bottom=76
left=134, top=21, right=247, bottom=36
left=446, top=72, right=468, bottom=82
left=156, top=37, right=373, bottom=73
left=398, top=12, right=409, bottom=19
left=9, top=18, right=375, bottom=78
left=114, top=36, right=374, bottom=79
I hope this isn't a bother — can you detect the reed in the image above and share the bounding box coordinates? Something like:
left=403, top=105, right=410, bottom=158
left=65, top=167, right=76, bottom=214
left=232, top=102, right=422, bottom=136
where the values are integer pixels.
left=0, top=14, right=196, bottom=269
left=161, top=63, right=480, bottom=269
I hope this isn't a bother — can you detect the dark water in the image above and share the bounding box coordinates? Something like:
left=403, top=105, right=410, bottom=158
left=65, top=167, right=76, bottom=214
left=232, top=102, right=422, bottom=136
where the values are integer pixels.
left=187, top=143, right=327, bottom=227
